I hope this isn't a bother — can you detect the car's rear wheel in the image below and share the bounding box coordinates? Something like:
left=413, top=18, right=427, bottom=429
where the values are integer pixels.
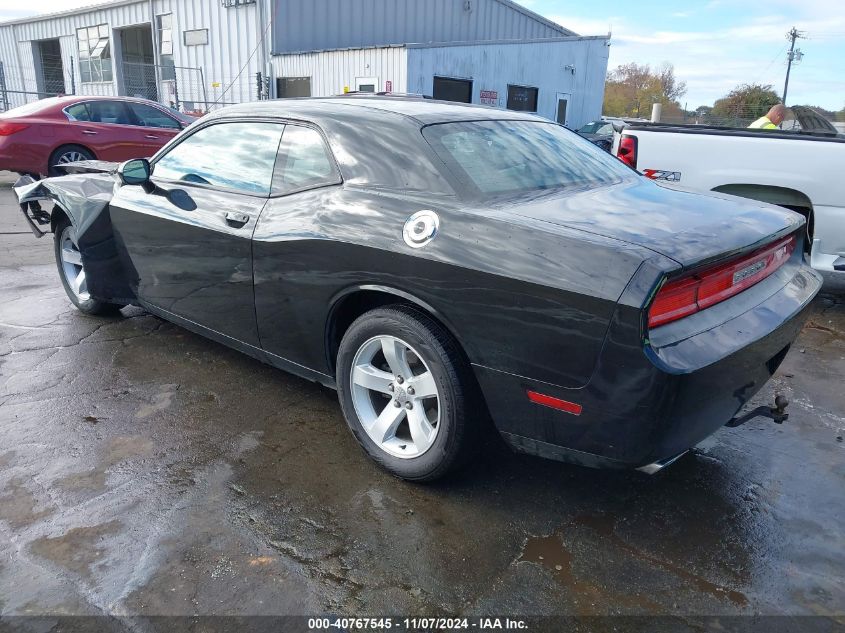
left=48, top=145, right=94, bottom=177
left=53, top=216, right=122, bottom=316
left=336, top=305, right=478, bottom=481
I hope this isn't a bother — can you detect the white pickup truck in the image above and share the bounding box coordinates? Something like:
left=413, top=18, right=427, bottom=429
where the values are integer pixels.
left=612, top=108, right=844, bottom=285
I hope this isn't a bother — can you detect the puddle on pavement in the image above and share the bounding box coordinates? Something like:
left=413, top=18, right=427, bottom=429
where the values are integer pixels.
left=0, top=476, right=55, bottom=529
left=54, top=435, right=155, bottom=493
left=29, top=520, right=122, bottom=580
left=519, top=513, right=748, bottom=612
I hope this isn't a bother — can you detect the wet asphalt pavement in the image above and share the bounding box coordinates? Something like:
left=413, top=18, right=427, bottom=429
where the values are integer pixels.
left=0, top=172, right=843, bottom=627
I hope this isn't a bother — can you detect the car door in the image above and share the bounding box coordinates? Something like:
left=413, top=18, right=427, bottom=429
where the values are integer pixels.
left=108, top=120, right=285, bottom=350
left=63, top=100, right=152, bottom=161
left=252, top=123, right=343, bottom=367
left=124, top=101, right=184, bottom=156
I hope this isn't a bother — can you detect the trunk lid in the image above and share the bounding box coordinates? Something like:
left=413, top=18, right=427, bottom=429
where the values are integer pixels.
left=502, top=179, right=803, bottom=269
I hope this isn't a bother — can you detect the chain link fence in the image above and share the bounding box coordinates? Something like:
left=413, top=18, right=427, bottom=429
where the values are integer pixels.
left=0, top=61, right=76, bottom=111
left=0, top=58, right=253, bottom=115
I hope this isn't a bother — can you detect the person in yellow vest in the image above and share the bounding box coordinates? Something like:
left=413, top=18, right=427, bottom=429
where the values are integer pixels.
left=749, top=104, right=786, bottom=129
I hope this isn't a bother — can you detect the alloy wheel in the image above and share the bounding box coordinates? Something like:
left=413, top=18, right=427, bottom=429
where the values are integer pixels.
left=60, top=225, right=89, bottom=301
left=350, top=335, right=441, bottom=459
left=58, top=150, right=88, bottom=164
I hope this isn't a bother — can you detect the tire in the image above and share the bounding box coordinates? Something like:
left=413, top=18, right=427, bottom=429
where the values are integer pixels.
left=48, top=145, right=94, bottom=177
left=336, top=305, right=479, bottom=481
left=53, top=215, right=122, bottom=316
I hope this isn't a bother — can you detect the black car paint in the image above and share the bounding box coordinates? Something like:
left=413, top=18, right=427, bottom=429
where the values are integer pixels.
left=22, top=97, right=822, bottom=471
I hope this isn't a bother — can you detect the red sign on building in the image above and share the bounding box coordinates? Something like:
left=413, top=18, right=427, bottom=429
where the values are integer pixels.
left=480, top=90, right=498, bottom=105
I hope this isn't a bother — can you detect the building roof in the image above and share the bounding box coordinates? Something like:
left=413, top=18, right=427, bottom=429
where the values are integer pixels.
left=276, top=34, right=609, bottom=57
left=271, top=0, right=579, bottom=54
left=486, top=0, right=574, bottom=37
left=0, top=0, right=577, bottom=37
left=0, top=0, right=142, bottom=26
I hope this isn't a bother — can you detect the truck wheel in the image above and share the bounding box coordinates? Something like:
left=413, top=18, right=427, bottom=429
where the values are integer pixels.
left=53, top=216, right=122, bottom=316
left=336, top=305, right=479, bottom=481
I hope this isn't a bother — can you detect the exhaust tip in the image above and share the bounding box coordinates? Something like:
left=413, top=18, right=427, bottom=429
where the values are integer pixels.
left=636, top=450, right=688, bottom=475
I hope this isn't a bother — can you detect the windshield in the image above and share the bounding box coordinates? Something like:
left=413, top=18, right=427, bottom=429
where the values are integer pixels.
left=423, top=120, right=633, bottom=199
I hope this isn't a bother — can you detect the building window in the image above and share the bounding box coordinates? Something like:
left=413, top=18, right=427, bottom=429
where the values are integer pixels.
left=507, top=84, right=538, bottom=112
left=77, top=24, right=112, bottom=83
left=277, top=77, right=311, bottom=98
left=433, top=76, right=473, bottom=104
left=183, top=29, right=208, bottom=46
left=156, top=14, right=176, bottom=80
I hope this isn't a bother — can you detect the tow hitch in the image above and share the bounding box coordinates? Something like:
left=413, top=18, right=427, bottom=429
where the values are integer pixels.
left=725, top=394, right=789, bottom=427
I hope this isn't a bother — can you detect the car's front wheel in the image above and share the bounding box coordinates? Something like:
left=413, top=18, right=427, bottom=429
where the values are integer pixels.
left=336, top=305, right=479, bottom=481
left=53, top=216, right=122, bottom=316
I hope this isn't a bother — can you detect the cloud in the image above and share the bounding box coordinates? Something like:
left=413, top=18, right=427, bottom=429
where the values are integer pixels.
left=553, top=10, right=845, bottom=109
left=551, top=15, right=621, bottom=37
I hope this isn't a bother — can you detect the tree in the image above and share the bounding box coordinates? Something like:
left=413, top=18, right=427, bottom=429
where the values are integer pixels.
left=712, top=83, right=780, bottom=121
left=602, top=62, right=687, bottom=118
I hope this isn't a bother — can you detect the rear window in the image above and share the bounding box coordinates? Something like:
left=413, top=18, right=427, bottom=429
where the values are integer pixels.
left=65, top=103, right=91, bottom=121
left=423, top=120, right=632, bottom=199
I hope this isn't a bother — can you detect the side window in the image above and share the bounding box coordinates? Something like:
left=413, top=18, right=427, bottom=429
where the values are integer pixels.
left=88, top=101, right=131, bottom=125
left=65, top=103, right=91, bottom=121
left=128, top=103, right=181, bottom=129
left=153, top=122, right=284, bottom=196
left=273, top=125, right=340, bottom=194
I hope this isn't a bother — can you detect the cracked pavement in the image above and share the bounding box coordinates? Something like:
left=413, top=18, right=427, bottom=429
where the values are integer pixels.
left=0, top=172, right=843, bottom=625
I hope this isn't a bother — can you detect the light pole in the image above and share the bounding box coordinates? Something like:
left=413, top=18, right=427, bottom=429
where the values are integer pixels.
left=782, top=27, right=804, bottom=105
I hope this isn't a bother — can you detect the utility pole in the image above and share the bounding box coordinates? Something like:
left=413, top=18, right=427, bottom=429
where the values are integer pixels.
left=782, top=27, right=804, bottom=105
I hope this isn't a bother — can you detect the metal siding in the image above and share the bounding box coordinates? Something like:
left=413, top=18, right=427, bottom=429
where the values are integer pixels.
left=0, top=0, right=263, bottom=109
left=271, top=47, right=408, bottom=97
left=271, top=0, right=571, bottom=54
left=406, top=38, right=609, bottom=128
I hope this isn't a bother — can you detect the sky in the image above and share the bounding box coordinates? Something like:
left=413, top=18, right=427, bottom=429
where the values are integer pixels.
left=1, top=0, right=843, bottom=110
left=527, top=0, right=845, bottom=110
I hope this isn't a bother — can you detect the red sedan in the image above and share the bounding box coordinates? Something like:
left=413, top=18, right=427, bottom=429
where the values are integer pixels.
left=0, top=95, right=194, bottom=177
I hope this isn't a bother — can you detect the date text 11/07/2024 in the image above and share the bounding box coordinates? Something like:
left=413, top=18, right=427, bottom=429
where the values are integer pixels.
left=307, top=617, right=529, bottom=630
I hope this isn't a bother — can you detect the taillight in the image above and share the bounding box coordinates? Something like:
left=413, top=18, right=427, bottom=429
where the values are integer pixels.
left=0, top=121, right=29, bottom=136
left=648, top=234, right=796, bottom=328
left=617, top=134, right=638, bottom=169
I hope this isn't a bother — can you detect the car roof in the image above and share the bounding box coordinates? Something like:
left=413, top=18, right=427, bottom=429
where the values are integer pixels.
left=22, top=95, right=174, bottom=110
left=208, top=96, right=548, bottom=127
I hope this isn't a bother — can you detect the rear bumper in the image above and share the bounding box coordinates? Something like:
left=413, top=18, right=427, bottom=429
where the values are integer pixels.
left=0, top=137, right=42, bottom=175
left=809, top=205, right=845, bottom=289
left=475, top=260, right=822, bottom=470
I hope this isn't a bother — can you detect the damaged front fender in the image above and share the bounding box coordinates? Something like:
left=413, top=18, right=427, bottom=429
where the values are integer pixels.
left=14, top=162, right=119, bottom=237
left=13, top=163, right=137, bottom=306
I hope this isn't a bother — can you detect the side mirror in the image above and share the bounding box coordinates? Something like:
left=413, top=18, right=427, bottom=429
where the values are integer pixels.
left=611, top=122, right=625, bottom=134
left=117, top=158, right=151, bottom=187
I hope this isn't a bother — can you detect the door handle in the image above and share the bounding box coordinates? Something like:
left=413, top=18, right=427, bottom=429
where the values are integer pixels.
left=144, top=134, right=159, bottom=139
left=225, top=211, right=250, bottom=227
left=82, top=130, right=98, bottom=135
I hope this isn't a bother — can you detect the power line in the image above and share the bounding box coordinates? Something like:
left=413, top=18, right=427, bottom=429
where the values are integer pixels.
left=753, top=42, right=788, bottom=86
left=212, top=19, right=272, bottom=106
left=782, top=26, right=805, bottom=105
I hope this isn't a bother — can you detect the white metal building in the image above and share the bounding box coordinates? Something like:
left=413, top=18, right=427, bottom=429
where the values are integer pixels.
left=0, top=0, right=610, bottom=127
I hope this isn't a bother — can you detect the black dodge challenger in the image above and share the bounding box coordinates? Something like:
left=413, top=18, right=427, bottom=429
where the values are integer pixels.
left=16, top=96, right=822, bottom=481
